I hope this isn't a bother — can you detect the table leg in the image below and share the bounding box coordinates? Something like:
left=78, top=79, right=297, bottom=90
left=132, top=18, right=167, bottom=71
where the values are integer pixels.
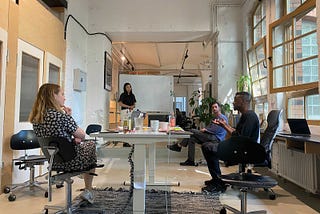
left=133, top=144, right=146, bottom=214
left=148, top=143, right=156, bottom=184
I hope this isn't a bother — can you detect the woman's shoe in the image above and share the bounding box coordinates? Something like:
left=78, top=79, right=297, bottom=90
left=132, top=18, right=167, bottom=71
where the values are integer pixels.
left=80, top=189, right=95, bottom=204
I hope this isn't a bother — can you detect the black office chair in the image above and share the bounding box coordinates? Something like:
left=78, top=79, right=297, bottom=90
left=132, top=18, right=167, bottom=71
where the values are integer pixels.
left=4, top=130, right=48, bottom=201
left=38, top=137, right=104, bottom=214
left=217, top=136, right=278, bottom=214
left=85, top=124, right=102, bottom=142
left=259, top=109, right=283, bottom=169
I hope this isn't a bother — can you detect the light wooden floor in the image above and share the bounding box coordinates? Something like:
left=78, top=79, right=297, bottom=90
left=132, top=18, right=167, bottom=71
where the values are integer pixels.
left=1, top=141, right=319, bottom=214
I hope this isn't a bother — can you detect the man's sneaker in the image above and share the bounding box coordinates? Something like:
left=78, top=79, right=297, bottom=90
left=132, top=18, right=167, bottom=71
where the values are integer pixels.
left=80, top=189, right=95, bottom=204
left=180, top=159, right=198, bottom=166
left=167, top=144, right=182, bottom=152
left=202, top=183, right=226, bottom=193
left=204, top=179, right=215, bottom=186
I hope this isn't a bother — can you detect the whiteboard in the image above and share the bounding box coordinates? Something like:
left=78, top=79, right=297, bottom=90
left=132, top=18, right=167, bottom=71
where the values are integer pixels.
left=119, top=74, right=174, bottom=112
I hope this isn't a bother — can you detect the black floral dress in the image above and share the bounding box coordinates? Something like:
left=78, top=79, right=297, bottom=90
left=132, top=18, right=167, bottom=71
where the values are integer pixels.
left=33, top=109, right=96, bottom=172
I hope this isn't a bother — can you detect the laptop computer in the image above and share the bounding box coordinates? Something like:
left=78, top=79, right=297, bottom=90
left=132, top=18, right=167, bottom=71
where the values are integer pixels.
left=286, top=118, right=311, bottom=137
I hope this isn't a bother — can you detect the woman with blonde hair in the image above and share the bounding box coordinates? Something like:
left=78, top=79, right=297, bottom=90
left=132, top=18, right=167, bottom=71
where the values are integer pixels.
left=29, top=83, right=97, bottom=204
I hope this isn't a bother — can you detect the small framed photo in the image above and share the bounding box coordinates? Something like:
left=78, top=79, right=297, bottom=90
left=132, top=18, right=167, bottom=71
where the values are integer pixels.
left=104, top=51, right=112, bottom=91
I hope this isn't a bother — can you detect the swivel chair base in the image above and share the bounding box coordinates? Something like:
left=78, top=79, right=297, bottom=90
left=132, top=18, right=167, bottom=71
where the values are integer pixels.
left=4, top=162, right=48, bottom=201
left=43, top=172, right=105, bottom=214
left=220, top=173, right=277, bottom=214
left=221, top=188, right=266, bottom=214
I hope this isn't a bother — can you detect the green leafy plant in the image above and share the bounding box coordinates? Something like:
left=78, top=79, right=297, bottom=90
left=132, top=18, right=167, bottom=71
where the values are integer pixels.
left=237, top=75, right=251, bottom=92
left=189, top=90, right=231, bottom=126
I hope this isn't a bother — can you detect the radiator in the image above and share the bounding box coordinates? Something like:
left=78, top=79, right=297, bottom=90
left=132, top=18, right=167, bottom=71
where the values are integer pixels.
left=272, top=141, right=320, bottom=194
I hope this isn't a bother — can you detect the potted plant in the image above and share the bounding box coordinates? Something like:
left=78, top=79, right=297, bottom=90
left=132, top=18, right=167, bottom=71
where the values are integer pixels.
left=237, top=75, right=251, bottom=92
left=189, top=90, right=231, bottom=126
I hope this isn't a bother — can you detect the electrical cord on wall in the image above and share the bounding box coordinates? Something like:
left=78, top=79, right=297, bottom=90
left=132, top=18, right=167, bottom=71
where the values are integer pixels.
left=64, top=14, right=112, bottom=43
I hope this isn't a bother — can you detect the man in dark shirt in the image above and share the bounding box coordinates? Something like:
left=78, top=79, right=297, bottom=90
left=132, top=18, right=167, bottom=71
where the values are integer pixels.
left=201, top=92, right=260, bottom=193
left=167, top=102, right=228, bottom=166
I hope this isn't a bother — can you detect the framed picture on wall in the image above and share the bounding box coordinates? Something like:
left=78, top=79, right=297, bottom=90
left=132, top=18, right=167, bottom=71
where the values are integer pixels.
left=104, top=51, right=112, bottom=91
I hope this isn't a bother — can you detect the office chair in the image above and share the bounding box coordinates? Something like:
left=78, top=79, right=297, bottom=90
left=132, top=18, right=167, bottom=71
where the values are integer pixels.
left=85, top=124, right=102, bottom=142
left=4, top=130, right=48, bottom=201
left=217, top=136, right=278, bottom=214
left=38, top=136, right=104, bottom=214
left=259, top=109, right=283, bottom=169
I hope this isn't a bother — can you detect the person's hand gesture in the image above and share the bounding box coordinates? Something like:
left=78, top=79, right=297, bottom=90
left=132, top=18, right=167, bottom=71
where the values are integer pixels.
left=213, top=118, right=226, bottom=127
left=62, top=106, right=72, bottom=115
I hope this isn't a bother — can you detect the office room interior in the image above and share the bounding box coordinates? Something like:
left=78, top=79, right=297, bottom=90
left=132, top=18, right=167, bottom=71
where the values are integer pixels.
left=0, top=0, right=320, bottom=213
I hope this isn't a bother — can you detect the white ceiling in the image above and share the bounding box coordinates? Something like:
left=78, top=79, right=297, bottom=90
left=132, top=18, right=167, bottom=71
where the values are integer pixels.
left=88, top=0, right=246, bottom=83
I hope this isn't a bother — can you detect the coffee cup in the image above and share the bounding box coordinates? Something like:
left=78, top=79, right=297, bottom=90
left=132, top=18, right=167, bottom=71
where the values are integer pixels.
left=150, top=120, right=160, bottom=132
left=159, top=122, right=169, bottom=131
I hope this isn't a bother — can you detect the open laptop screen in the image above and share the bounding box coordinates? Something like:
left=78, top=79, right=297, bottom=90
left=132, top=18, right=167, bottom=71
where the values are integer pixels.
left=287, top=118, right=311, bottom=136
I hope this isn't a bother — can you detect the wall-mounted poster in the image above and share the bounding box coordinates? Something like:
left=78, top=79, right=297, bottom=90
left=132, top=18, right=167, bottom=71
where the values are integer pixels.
left=104, top=51, right=112, bottom=91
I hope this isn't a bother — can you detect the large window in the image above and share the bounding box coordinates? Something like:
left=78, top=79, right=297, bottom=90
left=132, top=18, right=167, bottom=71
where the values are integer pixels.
left=253, top=1, right=266, bottom=44
left=46, top=52, right=62, bottom=84
left=248, top=1, right=268, bottom=117
left=286, top=0, right=308, bottom=14
left=175, top=97, right=187, bottom=112
left=15, top=39, right=44, bottom=131
left=270, top=1, right=317, bottom=92
left=287, top=89, right=320, bottom=120
left=19, top=53, right=39, bottom=122
left=247, top=38, right=268, bottom=98
left=270, top=0, right=319, bottom=123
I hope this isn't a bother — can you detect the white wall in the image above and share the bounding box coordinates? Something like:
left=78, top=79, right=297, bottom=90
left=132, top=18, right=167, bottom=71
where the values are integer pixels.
left=66, top=1, right=112, bottom=129
left=212, top=5, right=243, bottom=105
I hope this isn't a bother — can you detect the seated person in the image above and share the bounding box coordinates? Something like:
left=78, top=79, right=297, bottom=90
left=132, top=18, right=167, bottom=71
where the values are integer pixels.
left=175, top=108, right=183, bottom=126
left=201, top=92, right=260, bottom=193
left=29, top=83, right=98, bottom=204
left=167, top=102, right=228, bottom=166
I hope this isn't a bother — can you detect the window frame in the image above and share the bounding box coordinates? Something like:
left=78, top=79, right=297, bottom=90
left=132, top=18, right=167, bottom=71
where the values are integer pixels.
left=15, top=39, right=44, bottom=131
left=252, top=0, right=267, bottom=44
left=45, top=52, right=62, bottom=84
left=286, top=87, right=319, bottom=125
left=268, top=0, right=317, bottom=93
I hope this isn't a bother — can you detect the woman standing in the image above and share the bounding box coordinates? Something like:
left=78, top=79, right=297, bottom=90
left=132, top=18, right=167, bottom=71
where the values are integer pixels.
left=29, top=83, right=97, bottom=204
left=118, top=82, right=136, bottom=147
left=118, top=82, right=136, bottom=111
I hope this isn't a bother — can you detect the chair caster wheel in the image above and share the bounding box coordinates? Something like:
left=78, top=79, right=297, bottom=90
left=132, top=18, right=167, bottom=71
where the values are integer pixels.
left=44, top=191, right=48, bottom=198
left=8, top=194, right=16, bottom=201
left=42, top=208, right=49, bottom=214
left=220, top=207, right=227, bottom=214
left=177, top=182, right=180, bottom=186
left=3, top=186, right=10, bottom=194
left=269, top=193, right=276, bottom=200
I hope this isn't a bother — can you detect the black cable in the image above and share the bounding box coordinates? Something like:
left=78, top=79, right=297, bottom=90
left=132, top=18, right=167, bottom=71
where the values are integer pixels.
left=116, top=144, right=134, bottom=214
left=177, top=49, right=189, bottom=83
left=64, top=14, right=112, bottom=43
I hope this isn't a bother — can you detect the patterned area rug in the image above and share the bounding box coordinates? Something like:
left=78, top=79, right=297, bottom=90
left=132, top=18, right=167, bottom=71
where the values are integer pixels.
left=74, top=187, right=223, bottom=214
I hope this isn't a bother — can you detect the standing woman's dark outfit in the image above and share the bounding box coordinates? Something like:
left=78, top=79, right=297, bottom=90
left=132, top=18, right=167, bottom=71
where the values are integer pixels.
left=118, top=92, right=136, bottom=110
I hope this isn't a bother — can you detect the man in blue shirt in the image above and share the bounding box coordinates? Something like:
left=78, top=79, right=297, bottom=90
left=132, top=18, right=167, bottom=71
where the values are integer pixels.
left=167, top=102, right=228, bottom=166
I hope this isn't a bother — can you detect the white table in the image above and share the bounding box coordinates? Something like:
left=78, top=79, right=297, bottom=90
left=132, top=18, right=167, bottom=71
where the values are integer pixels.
left=91, top=131, right=190, bottom=214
